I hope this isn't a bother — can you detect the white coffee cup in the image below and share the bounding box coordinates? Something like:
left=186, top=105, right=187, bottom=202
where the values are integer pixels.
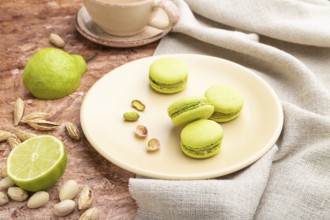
left=83, top=0, right=180, bottom=37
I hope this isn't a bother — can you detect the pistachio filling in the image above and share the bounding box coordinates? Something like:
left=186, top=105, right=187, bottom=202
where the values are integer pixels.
left=210, top=110, right=241, bottom=119
left=181, top=140, right=221, bottom=155
left=170, top=100, right=209, bottom=118
left=149, top=76, right=187, bottom=89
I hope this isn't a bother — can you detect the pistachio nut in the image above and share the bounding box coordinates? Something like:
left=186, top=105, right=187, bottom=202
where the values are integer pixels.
left=49, top=33, right=65, bottom=48
left=59, top=179, right=79, bottom=201
left=27, top=191, right=49, bottom=209
left=7, top=187, right=28, bottom=202
left=0, top=177, right=15, bottom=191
left=1, top=167, right=7, bottom=178
left=131, top=100, right=145, bottom=111
left=0, top=191, right=9, bottom=206
left=123, top=111, right=140, bottom=122
left=53, top=199, right=76, bottom=217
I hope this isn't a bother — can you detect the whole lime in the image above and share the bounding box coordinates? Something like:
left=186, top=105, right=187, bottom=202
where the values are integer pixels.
left=23, top=48, right=87, bottom=99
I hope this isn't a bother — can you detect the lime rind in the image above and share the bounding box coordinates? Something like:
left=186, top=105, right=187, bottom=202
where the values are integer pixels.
left=22, top=48, right=87, bottom=100
left=6, top=135, right=67, bottom=192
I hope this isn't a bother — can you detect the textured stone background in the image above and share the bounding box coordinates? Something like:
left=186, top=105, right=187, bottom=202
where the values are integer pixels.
left=0, top=0, right=157, bottom=219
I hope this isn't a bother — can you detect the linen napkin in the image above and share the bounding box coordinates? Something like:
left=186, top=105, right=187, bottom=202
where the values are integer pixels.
left=129, top=0, right=330, bottom=219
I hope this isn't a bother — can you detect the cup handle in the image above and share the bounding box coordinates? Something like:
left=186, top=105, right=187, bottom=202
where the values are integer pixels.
left=148, top=0, right=180, bottom=30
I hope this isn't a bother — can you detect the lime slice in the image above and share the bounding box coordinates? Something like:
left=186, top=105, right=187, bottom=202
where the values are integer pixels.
left=6, top=135, right=67, bottom=192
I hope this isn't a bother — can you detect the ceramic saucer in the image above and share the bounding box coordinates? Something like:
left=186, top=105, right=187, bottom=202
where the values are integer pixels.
left=75, top=6, right=171, bottom=48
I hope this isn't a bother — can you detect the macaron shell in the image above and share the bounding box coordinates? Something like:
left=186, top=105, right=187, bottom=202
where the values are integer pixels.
left=149, top=80, right=187, bottom=94
left=167, top=96, right=214, bottom=126
left=205, top=85, right=244, bottom=122
left=171, top=105, right=214, bottom=126
left=209, top=110, right=242, bottom=122
left=181, top=142, right=221, bottom=159
left=149, top=58, right=188, bottom=83
left=149, top=57, right=188, bottom=94
left=180, top=119, right=223, bottom=159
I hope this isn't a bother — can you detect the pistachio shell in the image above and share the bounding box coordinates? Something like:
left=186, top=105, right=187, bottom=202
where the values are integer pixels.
left=0, top=130, right=14, bottom=142
left=11, top=128, right=37, bottom=141
left=78, top=185, right=93, bottom=210
left=13, top=97, right=25, bottom=126
left=78, top=207, right=99, bottom=220
left=65, top=122, right=81, bottom=141
left=7, top=135, right=21, bottom=149
left=135, top=125, right=148, bottom=138
left=147, top=138, right=160, bottom=152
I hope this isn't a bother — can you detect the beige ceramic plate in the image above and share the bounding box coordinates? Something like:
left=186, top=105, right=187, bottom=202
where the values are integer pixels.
left=76, top=6, right=171, bottom=48
left=80, top=54, right=283, bottom=180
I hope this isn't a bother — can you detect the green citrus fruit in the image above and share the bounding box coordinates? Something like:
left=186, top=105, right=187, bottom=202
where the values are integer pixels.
left=23, top=47, right=87, bottom=99
left=6, top=135, right=67, bottom=192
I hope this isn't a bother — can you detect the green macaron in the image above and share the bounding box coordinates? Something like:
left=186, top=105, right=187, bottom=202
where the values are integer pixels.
left=167, top=96, right=214, bottom=126
left=205, top=84, right=244, bottom=122
left=180, top=119, right=223, bottom=159
left=149, top=57, right=188, bottom=94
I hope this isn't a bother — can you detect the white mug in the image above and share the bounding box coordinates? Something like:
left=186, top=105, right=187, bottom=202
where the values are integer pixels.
left=83, top=0, right=180, bottom=37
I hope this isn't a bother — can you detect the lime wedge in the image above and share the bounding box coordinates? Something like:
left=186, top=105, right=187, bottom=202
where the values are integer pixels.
left=6, top=135, right=67, bottom=192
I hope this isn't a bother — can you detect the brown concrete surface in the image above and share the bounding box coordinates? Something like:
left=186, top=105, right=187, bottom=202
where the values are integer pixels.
left=0, top=0, right=158, bottom=219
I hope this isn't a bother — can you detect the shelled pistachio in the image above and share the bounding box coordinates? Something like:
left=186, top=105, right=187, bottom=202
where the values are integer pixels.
left=53, top=200, right=76, bottom=217
left=0, top=192, right=9, bottom=206
left=49, top=33, right=65, bottom=48
left=27, top=191, right=49, bottom=209
left=131, top=100, right=145, bottom=111
left=7, top=187, right=28, bottom=202
left=0, top=177, right=15, bottom=191
left=59, top=179, right=79, bottom=201
left=123, top=111, right=140, bottom=122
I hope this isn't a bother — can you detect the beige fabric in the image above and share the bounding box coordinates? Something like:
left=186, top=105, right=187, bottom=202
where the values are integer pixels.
left=129, top=0, right=330, bottom=219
